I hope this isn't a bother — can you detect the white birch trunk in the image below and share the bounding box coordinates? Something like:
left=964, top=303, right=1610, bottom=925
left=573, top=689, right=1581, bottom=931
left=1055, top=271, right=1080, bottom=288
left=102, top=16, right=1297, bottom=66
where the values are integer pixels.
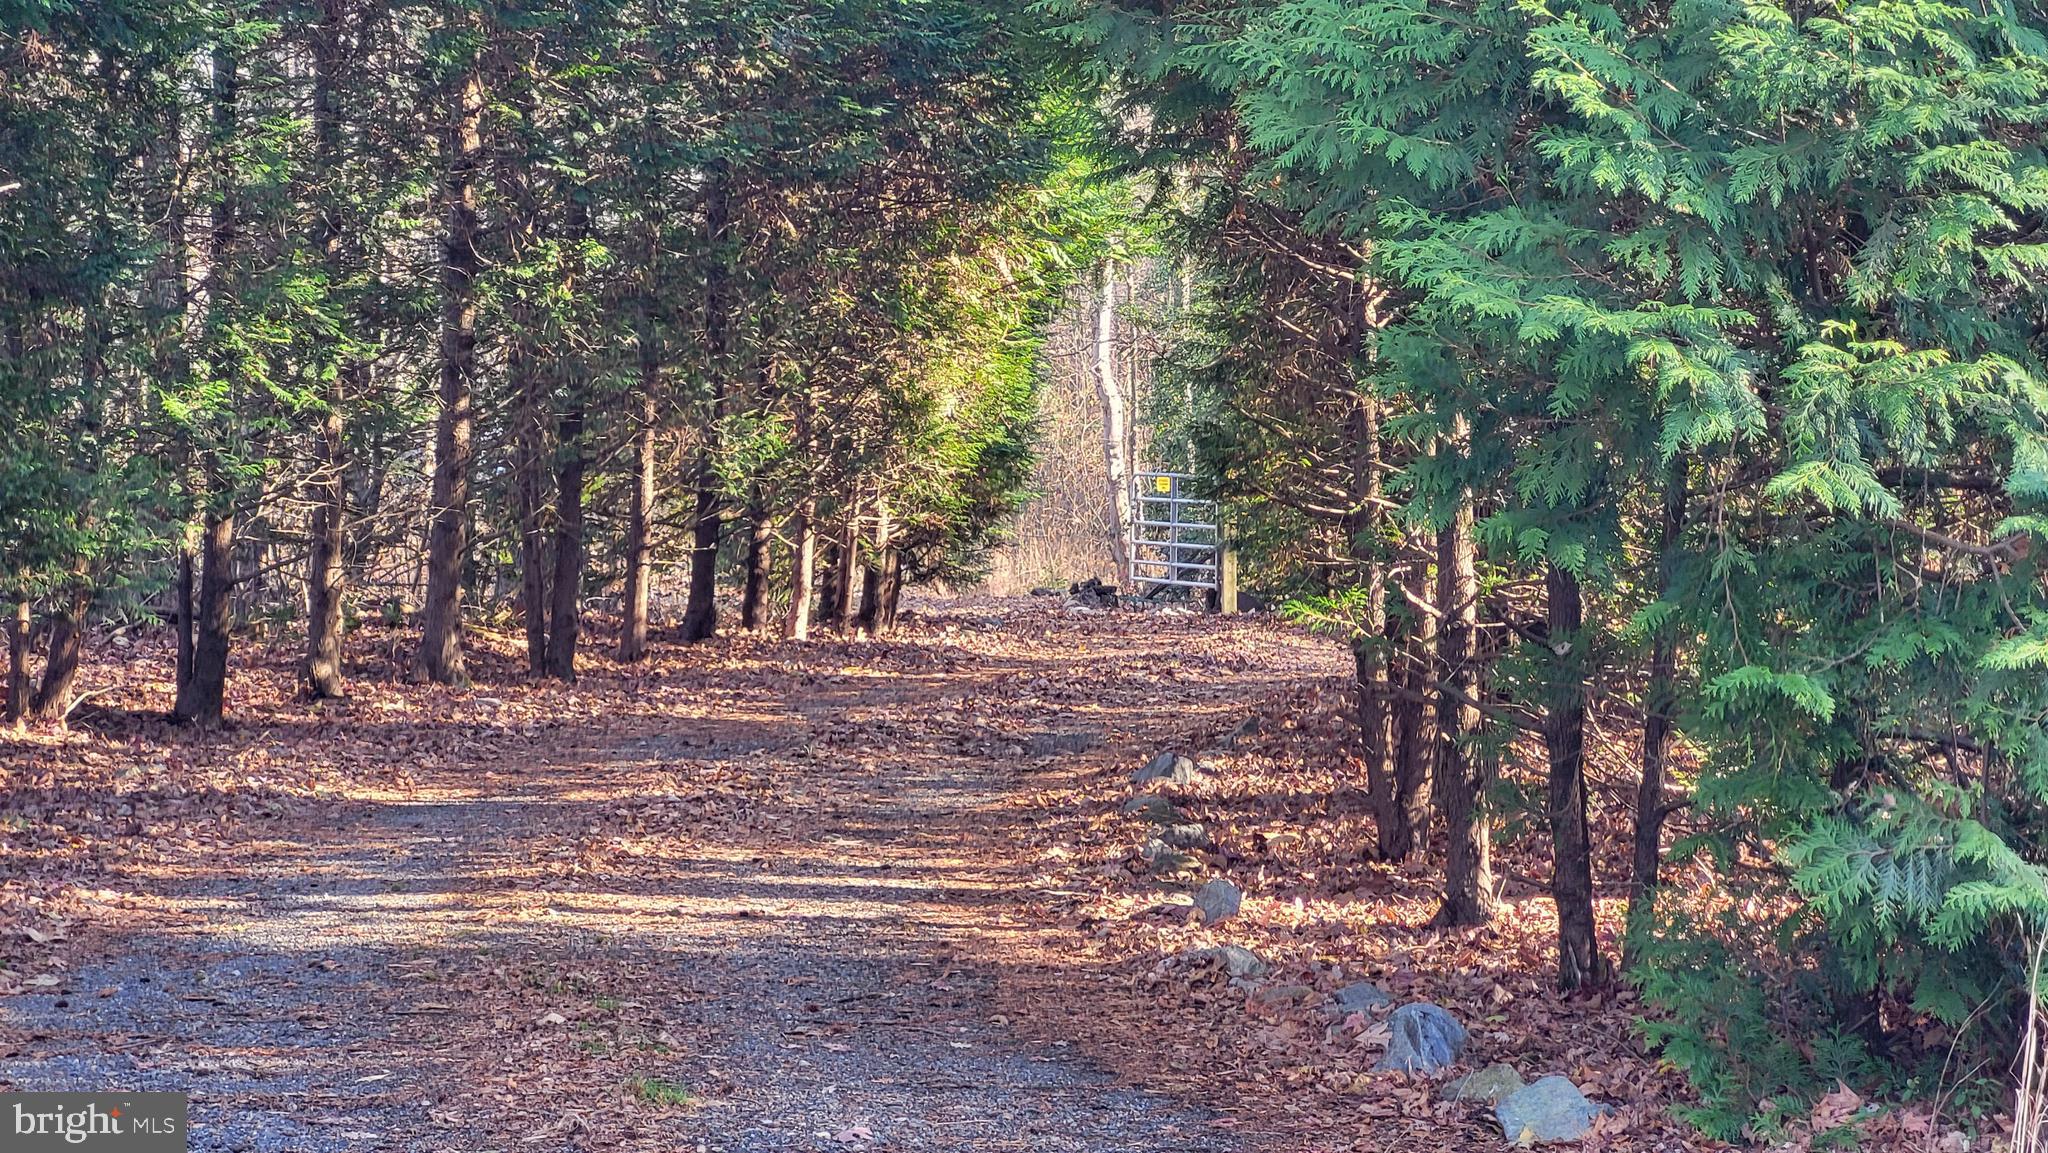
left=1094, top=261, right=1133, bottom=583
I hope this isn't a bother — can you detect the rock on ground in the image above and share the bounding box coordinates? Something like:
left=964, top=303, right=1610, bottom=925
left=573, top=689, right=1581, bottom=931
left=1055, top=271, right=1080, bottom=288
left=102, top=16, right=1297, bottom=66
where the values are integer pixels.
left=1159, top=822, right=1212, bottom=850
left=1192, top=877, right=1241, bottom=924
left=1496, top=1075, right=1610, bottom=1144
left=1132, top=752, right=1198, bottom=787
left=1372, top=1002, right=1467, bottom=1074
left=1121, top=794, right=1185, bottom=824
left=1442, top=1063, right=1526, bottom=1104
left=1141, top=839, right=1200, bottom=876
left=1178, top=945, right=1268, bottom=980
left=1327, top=980, right=1392, bottom=1016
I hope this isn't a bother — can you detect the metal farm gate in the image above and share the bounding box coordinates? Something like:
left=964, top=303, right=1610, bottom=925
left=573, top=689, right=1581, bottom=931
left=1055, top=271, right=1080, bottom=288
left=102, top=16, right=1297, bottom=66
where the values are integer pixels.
left=1127, top=471, right=1236, bottom=609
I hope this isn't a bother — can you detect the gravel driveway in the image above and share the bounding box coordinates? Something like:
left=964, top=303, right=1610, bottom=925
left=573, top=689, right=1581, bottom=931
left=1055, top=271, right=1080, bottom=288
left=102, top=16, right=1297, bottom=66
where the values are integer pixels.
left=0, top=603, right=1295, bottom=1152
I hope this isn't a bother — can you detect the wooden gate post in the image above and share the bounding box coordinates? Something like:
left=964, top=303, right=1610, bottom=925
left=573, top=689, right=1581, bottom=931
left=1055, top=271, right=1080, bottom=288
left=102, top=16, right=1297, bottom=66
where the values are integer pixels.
left=1218, top=517, right=1239, bottom=614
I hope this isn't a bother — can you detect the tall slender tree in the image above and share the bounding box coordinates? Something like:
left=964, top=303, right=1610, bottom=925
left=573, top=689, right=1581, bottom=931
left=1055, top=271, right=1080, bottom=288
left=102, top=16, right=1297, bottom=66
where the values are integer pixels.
left=412, top=34, right=484, bottom=687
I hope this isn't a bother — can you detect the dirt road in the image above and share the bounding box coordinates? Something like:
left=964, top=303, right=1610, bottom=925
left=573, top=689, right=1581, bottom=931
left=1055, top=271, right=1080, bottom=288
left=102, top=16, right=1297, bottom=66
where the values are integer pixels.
left=0, top=598, right=1342, bottom=1151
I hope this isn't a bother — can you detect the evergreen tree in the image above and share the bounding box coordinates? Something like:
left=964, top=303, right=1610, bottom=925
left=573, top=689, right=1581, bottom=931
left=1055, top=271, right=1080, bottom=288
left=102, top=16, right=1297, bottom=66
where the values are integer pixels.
left=1056, top=0, right=2048, bottom=1113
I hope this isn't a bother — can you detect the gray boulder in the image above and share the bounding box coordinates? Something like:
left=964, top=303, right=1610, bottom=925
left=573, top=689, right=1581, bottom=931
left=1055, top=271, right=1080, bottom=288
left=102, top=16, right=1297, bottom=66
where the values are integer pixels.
left=1178, top=944, right=1267, bottom=980
left=1192, top=877, right=1241, bottom=924
left=1495, top=1076, right=1610, bottom=1144
left=1121, top=794, right=1185, bottom=824
left=1132, top=752, right=1198, bottom=787
left=1326, top=980, right=1392, bottom=1016
left=1159, top=822, right=1212, bottom=851
left=1443, top=1063, right=1526, bottom=1104
left=1372, top=1002, right=1467, bottom=1073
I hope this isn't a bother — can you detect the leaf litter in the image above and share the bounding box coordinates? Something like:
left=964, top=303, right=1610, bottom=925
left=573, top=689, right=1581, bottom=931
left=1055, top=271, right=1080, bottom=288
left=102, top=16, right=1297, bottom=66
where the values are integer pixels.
left=0, top=599, right=1977, bottom=1151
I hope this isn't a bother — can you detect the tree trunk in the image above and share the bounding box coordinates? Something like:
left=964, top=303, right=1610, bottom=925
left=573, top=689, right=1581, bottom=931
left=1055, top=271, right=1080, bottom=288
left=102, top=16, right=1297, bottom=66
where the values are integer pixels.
left=1346, top=388, right=1395, bottom=857
left=174, top=509, right=234, bottom=728
left=512, top=339, right=550, bottom=676
left=1093, top=261, right=1132, bottom=583
left=176, top=40, right=239, bottom=728
left=783, top=386, right=819, bottom=641
left=619, top=326, right=658, bottom=661
left=5, top=599, right=28, bottom=728
left=302, top=374, right=350, bottom=699
left=545, top=399, right=586, bottom=681
left=301, top=0, right=351, bottom=701
left=502, top=114, right=550, bottom=678
left=412, top=61, right=485, bottom=687
left=31, top=587, right=91, bottom=721
left=832, top=499, right=861, bottom=632
left=151, top=96, right=194, bottom=705
left=1546, top=563, right=1611, bottom=989
left=857, top=554, right=903, bottom=635
left=1390, top=554, right=1438, bottom=861
left=785, top=500, right=817, bottom=641
left=740, top=493, right=771, bottom=632
left=679, top=476, right=721, bottom=644
left=1625, top=459, right=1690, bottom=969
left=857, top=565, right=880, bottom=634
left=680, top=170, right=730, bottom=645
left=857, top=496, right=891, bottom=635
left=1433, top=421, right=1495, bottom=927
left=881, top=551, right=905, bottom=632
left=818, top=543, right=845, bottom=629
left=1356, top=636, right=1395, bottom=845
left=175, top=549, right=196, bottom=696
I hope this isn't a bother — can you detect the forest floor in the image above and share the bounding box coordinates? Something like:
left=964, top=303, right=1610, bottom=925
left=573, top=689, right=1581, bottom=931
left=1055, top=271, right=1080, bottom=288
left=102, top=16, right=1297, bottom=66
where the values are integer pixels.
left=0, top=595, right=1926, bottom=1152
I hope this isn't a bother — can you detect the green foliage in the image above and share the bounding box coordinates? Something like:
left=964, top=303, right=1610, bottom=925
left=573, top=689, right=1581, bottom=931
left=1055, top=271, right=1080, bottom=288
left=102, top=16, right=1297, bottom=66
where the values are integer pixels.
left=1055, top=0, right=2048, bottom=1132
